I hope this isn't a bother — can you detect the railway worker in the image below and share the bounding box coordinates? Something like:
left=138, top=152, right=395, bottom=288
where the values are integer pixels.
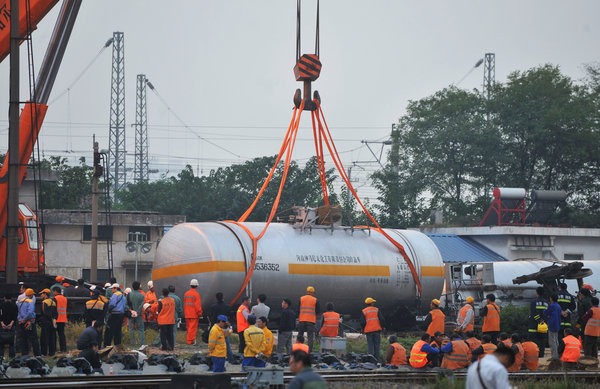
left=481, top=294, right=501, bottom=344
left=529, top=286, right=549, bottom=358
left=429, top=331, right=445, bottom=366
left=0, top=294, right=18, bottom=359
left=105, top=278, right=119, bottom=299
left=521, top=335, right=540, bottom=371
left=466, top=345, right=514, bottom=389
left=242, top=315, right=266, bottom=368
left=63, top=282, right=76, bottom=297
left=319, top=302, right=341, bottom=338
left=184, top=279, right=203, bottom=345
left=499, top=332, right=511, bottom=346
left=577, top=288, right=592, bottom=332
left=50, top=276, right=65, bottom=294
left=76, top=321, right=104, bottom=372
left=53, top=286, right=68, bottom=353
left=385, top=335, right=407, bottom=366
left=293, top=334, right=309, bottom=353
left=168, top=285, right=183, bottom=347
left=298, top=286, right=320, bottom=353
left=127, top=281, right=146, bottom=347
left=581, top=296, right=600, bottom=358
left=85, top=289, right=106, bottom=346
left=210, top=292, right=234, bottom=362
left=257, top=316, right=274, bottom=357
left=457, top=297, right=475, bottom=334
left=38, top=289, right=57, bottom=357
left=208, top=315, right=231, bottom=373
left=237, top=296, right=251, bottom=354
left=145, top=281, right=157, bottom=304
left=557, top=282, right=576, bottom=339
left=251, top=294, right=270, bottom=320
left=465, top=331, right=482, bottom=362
left=471, top=334, right=497, bottom=361
left=425, top=299, right=445, bottom=337
left=543, top=294, right=562, bottom=360
left=559, top=328, right=582, bottom=370
left=361, top=297, right=385, bottom=362
left=17, top=288, right=40, bottom=356
left=409, top=333, right=440, bottom=368
left=288, top=350, right=327, bottom=389
left=440, top=333, right=471, bottom=369
left=507, top=334, right=524, bottom=372
left=277, top=298, right=296, bottom=354
left=157, top=288, right=176, bottom=351
left=105, top=283, right=126, bottom=347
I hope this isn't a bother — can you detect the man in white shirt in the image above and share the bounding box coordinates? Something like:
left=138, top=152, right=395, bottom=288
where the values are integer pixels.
left=466, top=346, right=515, bottom=389
left=250, top=294, right=270, bottom=320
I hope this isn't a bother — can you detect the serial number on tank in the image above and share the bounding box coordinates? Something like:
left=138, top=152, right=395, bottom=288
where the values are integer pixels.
left=253, top=262, right=280, bottom=271
left=369, top=277, right=389, bottom=284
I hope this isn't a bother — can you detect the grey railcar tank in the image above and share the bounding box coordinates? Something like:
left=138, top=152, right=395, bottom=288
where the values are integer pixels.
left=152, top=222, right=444, bottom=318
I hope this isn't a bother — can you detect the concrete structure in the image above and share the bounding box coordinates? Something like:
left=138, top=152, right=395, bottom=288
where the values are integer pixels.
left=41, top=209, right=184, bottom=286
left=420, top=226, right=600, bottom=261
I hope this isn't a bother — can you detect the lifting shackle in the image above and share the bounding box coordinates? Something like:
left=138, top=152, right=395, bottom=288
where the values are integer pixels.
left=293, top=0, right=321, bottom=111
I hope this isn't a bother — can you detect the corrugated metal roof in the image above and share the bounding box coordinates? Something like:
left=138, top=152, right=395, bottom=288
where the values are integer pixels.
left=425, top=233, right=508, bottom=263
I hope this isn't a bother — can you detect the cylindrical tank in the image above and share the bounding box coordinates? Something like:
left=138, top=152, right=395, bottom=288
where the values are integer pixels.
left=152, top=222, right=444, bottom=318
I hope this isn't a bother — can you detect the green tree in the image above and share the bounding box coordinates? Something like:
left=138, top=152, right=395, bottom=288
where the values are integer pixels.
left=40, top=156, right=92, bottom=209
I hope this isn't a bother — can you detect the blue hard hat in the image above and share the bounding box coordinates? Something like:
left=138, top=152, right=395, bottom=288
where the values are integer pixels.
left=217, top=315, right=228, bottom=322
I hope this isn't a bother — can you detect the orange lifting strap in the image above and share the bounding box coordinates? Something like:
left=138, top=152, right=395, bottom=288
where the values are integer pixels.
left=225, top=99, right=422, bottom=306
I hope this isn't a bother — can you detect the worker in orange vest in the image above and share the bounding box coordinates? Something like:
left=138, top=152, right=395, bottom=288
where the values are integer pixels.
left=292, top=334, right=309, bottom=353
left=464, top=331, right=482, bottom=362
left=582, top=296, right=600, bottom=358
left=440, top=333, right=471, bottom=369
left=297, top=286, right=320, bottom=353
left=457, top=297, right=475, bottom=334
left=425, top=299, right=445, bottom=337
left=157, top=288, right=176, bottom=351
left=236, top=296, right=251, bottom=353
left=481, top=293, right=501, bottom=344
left=183, top=279, right=203, bottom=345
left=360, top=297, right=385, bottom=363
left=52, top=286, right=68, bottom=353
left=471, top=333, right=497, bottom=361
left=507, top=333, right=524, bottom=371
left=385, top=335, right=407, bottom=366
left=559, top=328, right=582, bottom=370
left=409, top=333, right=440, bottom=368
left=521, top=335, right=540, bottom=371
left=145, top=281, right=157, bottom=305
left=319, top=302, right=341, bottom=338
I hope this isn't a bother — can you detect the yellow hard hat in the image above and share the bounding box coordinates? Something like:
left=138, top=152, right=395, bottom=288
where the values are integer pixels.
left=306, top=286, right=315, bottom=293
left=365, top=297, right=376, bottom=304
left=39, top=288, right=51, bottom=295
left=25, top=288, right=35, bottom=297
left=431, top=299, right=440, bottom=306
left=466, top=296, right=474, bottom=304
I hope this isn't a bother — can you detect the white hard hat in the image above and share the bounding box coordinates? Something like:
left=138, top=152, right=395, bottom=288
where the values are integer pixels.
left=105, top=283, right=112, bottom=288
left=111, top=283, right=120, bottom=289
left=90, top=285, right=96, bottom=291
left=124, top=288, right=132, bottom=294
left=190, top=279, right=199, bottom=286
left=147, top=280, right=154, bottom=288
left=143, top=303, right=151, bottom=310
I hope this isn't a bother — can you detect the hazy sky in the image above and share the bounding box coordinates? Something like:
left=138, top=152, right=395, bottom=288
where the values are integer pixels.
left=0, top=0, right=598, bottom=202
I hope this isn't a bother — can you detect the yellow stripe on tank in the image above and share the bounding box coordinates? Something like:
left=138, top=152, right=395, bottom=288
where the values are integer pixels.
left=421, top=266, right=444, bottom=277
left=152, top=261, right=245, bottom=280
left=288, top=264, right=390, bottom=277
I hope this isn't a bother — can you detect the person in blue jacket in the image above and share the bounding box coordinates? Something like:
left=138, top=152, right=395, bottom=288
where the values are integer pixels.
left=544, top=294, right=562, bottom=360
left=105, top=283, right=126, bottom=346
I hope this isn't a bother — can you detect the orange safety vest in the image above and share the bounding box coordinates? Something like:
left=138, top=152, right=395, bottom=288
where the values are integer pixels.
left=482, top=303, right=500, bottom=332
left=561, top=335, right=582, bottom=363
left=320, top=311, right=341, bottom=337
left=183, top=288, right=202, bottom=318
left=237, top=304, right=250, bottom=332
left=292, top=342, right=309, bottom=354
left=441, top=340, right=471, bottom=369
left=508, top=342, right=524, bottom=371
left=409, top=340, right=429, bottom=368
left=522, top=341, right=539, bottom=370
left=362, top=306, right=382, bottom=333
left=426, top=309, right=445, bottom=336
left=458, top=304, right=475, bottom=332
left=158, top=296, right=175, bottom=325
left=584, top=307, right=600, bottom=337
left=389, top=342, right=407, bottom=366
left=55, top=294, right=67, bottom=323
left=466, top=337, right=481, bottom=352
left=299, top=295, right=317, bottom=323
left=479, top=343, right=497, bottom=360
left=145, top=290, right=157, bottom=304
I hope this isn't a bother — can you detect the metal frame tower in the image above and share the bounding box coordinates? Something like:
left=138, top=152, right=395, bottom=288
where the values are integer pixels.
left=134, top=74, right=149, bottom=183
left=108, top=31, right=126, bottom=196
left=483, top=52, right=495, bottom=99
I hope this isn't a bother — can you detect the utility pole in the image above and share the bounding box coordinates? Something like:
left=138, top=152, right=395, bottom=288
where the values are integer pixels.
left=483, top=53, right=495, bottom=100
left=91, top=136, right=102, bottom=283
left=6, top=0, right=20, bottom=284
left=134, top=74, right=148, bottom=183
left=108, top=31, right=126, bottom=198
left=389, top=124, right=400, bottom=174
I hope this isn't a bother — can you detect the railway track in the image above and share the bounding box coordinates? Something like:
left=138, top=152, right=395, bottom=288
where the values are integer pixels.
left=1, top=370, right=600, bottom=388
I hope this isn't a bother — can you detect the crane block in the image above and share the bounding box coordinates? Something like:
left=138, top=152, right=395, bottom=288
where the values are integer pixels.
left=294, top=54, right=322, bottom=81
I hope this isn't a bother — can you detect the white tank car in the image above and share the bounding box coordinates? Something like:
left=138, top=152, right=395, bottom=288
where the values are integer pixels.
left=152, top=222, right=445, bottom=322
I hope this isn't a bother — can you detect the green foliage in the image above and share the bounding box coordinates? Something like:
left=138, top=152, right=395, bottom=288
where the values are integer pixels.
left=40, top=156, right=93, bottom=209
left=499, top=304, right=529, bottom=335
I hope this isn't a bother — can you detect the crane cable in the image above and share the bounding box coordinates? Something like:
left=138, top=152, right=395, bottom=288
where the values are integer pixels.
left=296, top=0, right=320, bottom=62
